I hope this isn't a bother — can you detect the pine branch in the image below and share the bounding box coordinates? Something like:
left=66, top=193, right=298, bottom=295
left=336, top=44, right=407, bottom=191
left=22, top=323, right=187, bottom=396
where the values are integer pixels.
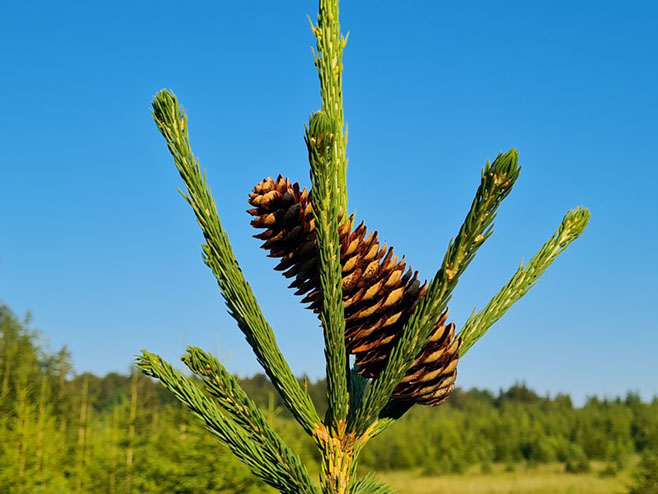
left=458, top=206, right=591, bottom=355
left=352, top=473, right=397, bottom=494
left=353, top=150, right=521, bottom=432
left=182, top=347, right=319, bottom=494
left=151, top=90, right=321, bottom=435
left=136, top=351, right=318, bottom=494
left=306, top=111, right=349, bottom=427
left=309, top=0, right=348, bottom=212
left=362, top=417, right=396, bottom=440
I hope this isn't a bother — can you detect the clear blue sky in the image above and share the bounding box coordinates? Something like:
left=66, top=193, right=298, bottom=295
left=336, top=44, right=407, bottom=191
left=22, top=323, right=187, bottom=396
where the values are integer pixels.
left=1, top=1, right=656, bottom=404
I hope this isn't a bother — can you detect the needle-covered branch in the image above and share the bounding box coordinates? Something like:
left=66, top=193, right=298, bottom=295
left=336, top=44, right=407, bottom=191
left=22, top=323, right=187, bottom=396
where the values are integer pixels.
left=182, top=347, right=319, bottom=494
left=136, top=351, right=318, bottom=494
left=352, top=474, right=397, bottom=494
left=151, top=90, right=320, bottom=435
left=144, top=1, right=592, bottom=491
left=458, top=207, right=591, bottom=355
left=306, top=111, right=349, bottom=427
left=353, top=150, right=521, bottom=431
left=310, top=0, right=349, bottom=212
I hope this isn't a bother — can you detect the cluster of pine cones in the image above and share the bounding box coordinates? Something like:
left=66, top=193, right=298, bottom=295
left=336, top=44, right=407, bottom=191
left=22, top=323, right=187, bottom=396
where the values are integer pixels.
left=247, top=176, right=460, bottom=407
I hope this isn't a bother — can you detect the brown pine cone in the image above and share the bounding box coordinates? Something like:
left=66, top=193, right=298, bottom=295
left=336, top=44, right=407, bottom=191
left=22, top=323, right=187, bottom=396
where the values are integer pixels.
left=391, top=310, right=460, bottom=406
left=247, top=176, right=460, bottom=404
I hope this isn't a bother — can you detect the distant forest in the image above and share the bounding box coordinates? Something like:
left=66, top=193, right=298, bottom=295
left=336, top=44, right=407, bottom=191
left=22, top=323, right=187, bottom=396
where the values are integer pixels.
left=1, top=303, right=657, bottom=494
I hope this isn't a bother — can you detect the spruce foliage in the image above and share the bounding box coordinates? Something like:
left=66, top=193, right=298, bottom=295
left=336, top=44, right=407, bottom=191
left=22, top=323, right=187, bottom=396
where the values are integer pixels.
left=139, top=0, right=590, bottom=492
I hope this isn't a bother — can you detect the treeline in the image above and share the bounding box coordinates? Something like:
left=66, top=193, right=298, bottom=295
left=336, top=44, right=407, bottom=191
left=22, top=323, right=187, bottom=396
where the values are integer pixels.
left=361, top=387, right=658, bottom=475
left=1, top=304, right=657, bottom=493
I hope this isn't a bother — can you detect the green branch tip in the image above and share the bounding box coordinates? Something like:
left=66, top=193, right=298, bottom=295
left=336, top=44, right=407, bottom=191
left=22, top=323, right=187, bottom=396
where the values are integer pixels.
left=353, top=473, right=398, bottom=494
left=180, top=346, right=320, bottom=494
left=562, top=206, right=591, bottom=238
left=152, top=90, right=183, bottom=128
left=308, top=110, right=335, bottom=139
left=458, top=205, right=591, bottom=356
left=352, top=149, right=521, bottom=430
left=135, top=349, right=319, bottom=494
left=150, top=88, right=321, bottom=435
left=135, top=350, right=158, bottom=376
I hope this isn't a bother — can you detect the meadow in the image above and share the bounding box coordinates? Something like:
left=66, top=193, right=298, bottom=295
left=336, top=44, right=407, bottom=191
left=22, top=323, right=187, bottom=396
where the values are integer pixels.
left=377, top=463, right=632, bottom=494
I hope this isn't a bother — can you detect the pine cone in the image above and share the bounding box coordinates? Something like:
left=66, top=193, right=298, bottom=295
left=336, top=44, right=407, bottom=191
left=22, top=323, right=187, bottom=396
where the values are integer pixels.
left=391, top=310, right=460, bottom=406
left=247, top=176, right=460, bottom=404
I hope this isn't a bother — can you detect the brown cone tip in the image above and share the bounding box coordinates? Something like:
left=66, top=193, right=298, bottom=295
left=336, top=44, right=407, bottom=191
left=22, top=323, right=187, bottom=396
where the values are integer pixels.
left=248, top=175, right=460, bottom=406
left=391, top=311, right=461, bottom=406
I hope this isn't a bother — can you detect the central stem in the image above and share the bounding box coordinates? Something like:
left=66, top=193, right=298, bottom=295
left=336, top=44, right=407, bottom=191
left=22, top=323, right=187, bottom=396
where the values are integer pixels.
left=314, top=425, right=361, bottom=494
left=312, top=0, right=348, bottom=214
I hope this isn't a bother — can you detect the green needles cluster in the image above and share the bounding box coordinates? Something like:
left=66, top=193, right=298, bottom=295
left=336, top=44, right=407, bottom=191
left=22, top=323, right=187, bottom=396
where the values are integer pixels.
left=310, top=0, right=349, bottom=213
left=458, top=206, right=591, bottom=356
left=137, top=349, right=318, bottom=494
left=140, top=1, right=590, bottom=493
left=306, top=111, right=350, bottom=427
left=352, top=150, right=524, bottom=432
left=151, top=92, right=320, bottom=435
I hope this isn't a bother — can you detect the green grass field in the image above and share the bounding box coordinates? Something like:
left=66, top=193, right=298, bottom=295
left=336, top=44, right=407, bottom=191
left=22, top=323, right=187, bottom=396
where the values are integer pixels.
left=376, top=463, right=633, bottom=494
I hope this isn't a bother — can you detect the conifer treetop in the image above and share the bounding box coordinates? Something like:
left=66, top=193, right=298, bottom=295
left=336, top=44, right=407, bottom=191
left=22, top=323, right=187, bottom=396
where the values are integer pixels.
left=139, top=1, right=590, bottom=493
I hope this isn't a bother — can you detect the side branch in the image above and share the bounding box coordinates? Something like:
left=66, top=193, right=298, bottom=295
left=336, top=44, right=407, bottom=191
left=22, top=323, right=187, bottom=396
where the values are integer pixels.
left=353, top=150, right=521, bottom=431
left=151, top=90, right=321, bottom=435
left=136, top=351, right=318, bottom=494
left=352, top=473, right=398, bottom=494
left=458, top=206, right=590, bottom=355
left=183, top=347, right=319, bottom=494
